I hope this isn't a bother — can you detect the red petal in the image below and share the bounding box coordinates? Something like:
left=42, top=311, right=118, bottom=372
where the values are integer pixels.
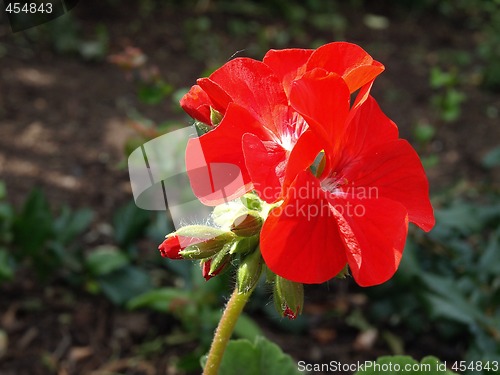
left=340, top=139, right=435, bottom=231
left=242, top=133, right=287, bottom=203
left=197, top=77, right=233, bottom=115
left=282, top=129, right=323, bottom=195
left=329, top=195, right=409, bottom=286
left=180, top=84, right=213, bottom=124
left=289, top=69, right=350, bottom=158
left=306, top=42, right=384, bottom=92
left=186, top=104, right=271, bottom=205
left=263, top=48, right=313, bottom=97
left=335, top=95, right=399, bottom=171
left=260, top=171, right=348, bottom=284
left=207, top=58, right=289, bottom=135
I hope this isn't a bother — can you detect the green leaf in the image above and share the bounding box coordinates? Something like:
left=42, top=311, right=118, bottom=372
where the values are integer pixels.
left=0, top=181, right=6, bottom=200
left=85, top=246, right=129, bottom=276
left=216, top=336, right=300, bottom=375
left=355, top=355, right=455, bottom=374
left=233, top=313, right=263, bottom=341
left=477, top=228, right=500, bottom=277
left=97, top=266, right=152, bottom=305
left=0, top=248, right=15, bottom=282
left=127, top=287, right=192, bottom=312
left=413, top=123, right=436, bottom=144
left=420, top=273, right=490, bottom=327
left=53, top=207, right=94, bottom=246
left=138, top=81, right=173, bottom=105
left=482, top=146, right=500, bottom=168
left=13, top=189, right=53, bottom=254
left=433, top=201, right=500, bottom=237
left=112, top=201, right=151, bottom=248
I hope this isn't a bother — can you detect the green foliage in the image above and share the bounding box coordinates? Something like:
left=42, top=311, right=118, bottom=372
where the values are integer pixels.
left=85, top=246, right=129, bottom=276
left=482, top=146, right=500, bottom=168
left=413, top=123, right=436, bottom=145
left=429, top=67, right=465, bottom=123
left=112, top=200, right=151, bottom=250
left=367, top=190, right=500, bottom=374
left=0, top=248, right=15, bottom=282
left=11, top=188, right=94, bottom=280
left=22, top=13, right=109, bottom=60
left=214, top=336, right=301, bottom=375
left=137, top=80, right=174, bottom=105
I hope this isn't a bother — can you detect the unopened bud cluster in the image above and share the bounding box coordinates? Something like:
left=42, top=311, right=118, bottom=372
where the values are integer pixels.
left=158, top=192, right=309, bottom=319
left=158, top=193, right=265, bottom=282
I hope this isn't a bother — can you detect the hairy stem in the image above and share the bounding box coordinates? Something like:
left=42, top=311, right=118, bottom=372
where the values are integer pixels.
left=203, top=284, right=252, bottom=375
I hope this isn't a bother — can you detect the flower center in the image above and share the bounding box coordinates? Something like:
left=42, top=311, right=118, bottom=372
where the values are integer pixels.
left=276, top=112, right=308, bottom=152
left=320, top=172, right=348, bottom=197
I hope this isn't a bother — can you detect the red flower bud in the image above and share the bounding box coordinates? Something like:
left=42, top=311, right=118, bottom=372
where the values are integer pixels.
left=201, top=257, right=229, bottom=281
left=273, top=276, right=303, bottom=320
left=158, top=225, right=235, bottom=261
left=158, top=235, right=183, bottom=259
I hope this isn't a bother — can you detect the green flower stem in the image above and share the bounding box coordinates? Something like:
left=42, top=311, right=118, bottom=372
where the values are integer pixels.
left=203, top=284, right=252, bottom=375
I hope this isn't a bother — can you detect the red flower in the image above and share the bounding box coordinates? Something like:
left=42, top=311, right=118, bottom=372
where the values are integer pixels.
left=181, top=42, right=384, bottom=206
left=259, top=71, right=435, bottom=286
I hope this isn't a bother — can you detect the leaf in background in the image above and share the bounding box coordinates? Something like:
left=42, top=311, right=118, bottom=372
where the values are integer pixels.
left=217, top=336, right=300, bottom=375
left=146, top=212, right=175, bottom=245
left=98, top=266, right=152, bottom=305
left=113, top=200, right=151, bottom=249
left=413, top=123, right=436, bottom=144
left=13, top=189, right=53, bottom=254
left=478, top=228, right=500, bottom=277
left=0, top=181, right=6, bottom=200
left=420, top=273, right=490, bottom=327
left=85, top=246, right=130, bottom=276
left=482, top=146, right=500, bottom=168
left=127, top=287, right=192, bottom=312
left=433, top=201, right=498, bottom=237
left=205, top=310, right=263, bottom=342
left=53, top=207, right=94, bottom=245
left=0, top=248, right=16, bottom=282
left=138, top=81, right=173, bottom=105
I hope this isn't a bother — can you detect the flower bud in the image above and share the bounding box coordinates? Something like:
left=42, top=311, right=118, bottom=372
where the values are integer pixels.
left=158, top=235, right=184, bottom=259
left=273, top=276, right=303, bottom=320
left=160, top=225, right=235, bottom=260
left=230, top=210, right=263, bottom=237
left=208, top=242, right=232, bottom=276
left=229, top=235, right=259, bottom=255
left=237, top=248, right=263, bottom=294
left=210, top=107, right=223, bottom=126
left=201, top=253, right=230, bottom=281
left=240, top=193, right=262, bottom=211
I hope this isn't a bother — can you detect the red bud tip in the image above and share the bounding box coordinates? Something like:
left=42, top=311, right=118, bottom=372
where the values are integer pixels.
left=158, top=236, right=183, bottom=259
left=283, top=306, right=298, bottom=320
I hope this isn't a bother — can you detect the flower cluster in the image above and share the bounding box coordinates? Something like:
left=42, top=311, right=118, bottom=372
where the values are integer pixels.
left=159, top=42, right=435, bottom=317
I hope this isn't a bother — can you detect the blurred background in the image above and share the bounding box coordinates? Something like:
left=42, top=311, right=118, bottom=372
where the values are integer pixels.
left=0, top=0, right=499, bottom=374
